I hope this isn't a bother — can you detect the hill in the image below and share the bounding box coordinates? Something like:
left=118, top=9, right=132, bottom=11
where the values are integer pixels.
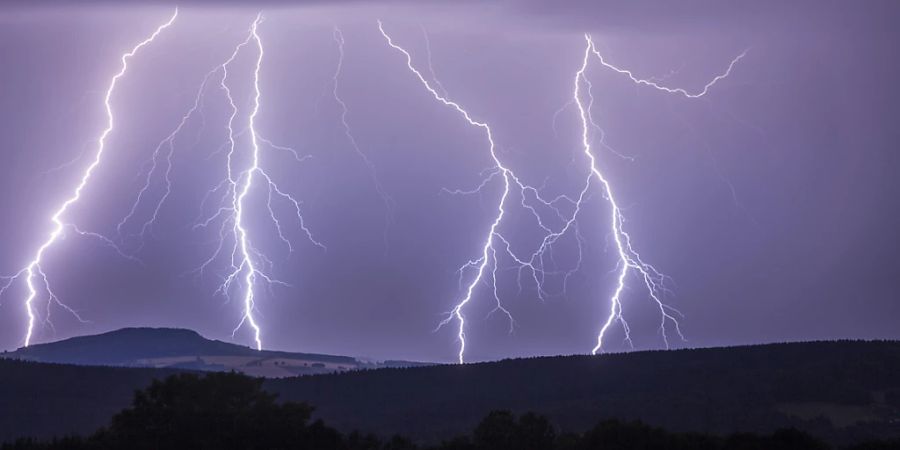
left=267, top=340, right=900, bottom=445
left=2, top=328, right=424, bottom=377
left=0, top=359, right=184, bottom=443
left=1, top=340, right=899, bottom=445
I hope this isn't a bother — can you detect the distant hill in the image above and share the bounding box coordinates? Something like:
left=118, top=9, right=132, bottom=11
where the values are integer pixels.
left=2, top=327, right=425, bottom=377
left=1, top=340, right=899, bottom=445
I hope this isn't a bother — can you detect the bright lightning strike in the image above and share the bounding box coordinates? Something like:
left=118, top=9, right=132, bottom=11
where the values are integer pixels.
left=230, top=14, right=269, bottom=351
left=2, top=12, right=744, bottom=360
left=115, top=13, right=321, bottom=351
left=573, top=35, right=745, bottom=354
left=572, top=37, right=681, bottom=354
left=189, top=14, right=324, bottom=351
left=0, top=10, right=178, bottom=347
left=379, top=21, right=514, bottom=364
left=587, top=40, right=747, bottom=98
left=380, top=22, right=592, bottom=364
left=380, top=24, right=743, bottom=363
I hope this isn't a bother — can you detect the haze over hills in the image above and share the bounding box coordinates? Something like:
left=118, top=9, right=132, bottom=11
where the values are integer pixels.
left=2, top=327, right=426, bottom=377
left=1, top=339, right=899, bottom=445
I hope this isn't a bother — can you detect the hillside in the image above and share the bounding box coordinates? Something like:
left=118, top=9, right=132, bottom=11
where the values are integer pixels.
left=2, top=328, right=423, bottom=377
left=268, top=340, right=900, bottom=444
left=0, top=359, right=183, bottom=442
left=1, top=340, right=899, bottom=445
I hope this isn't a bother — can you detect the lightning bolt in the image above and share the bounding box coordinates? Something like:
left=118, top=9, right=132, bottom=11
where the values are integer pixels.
left=189, top=14, right=323, bottom=351
left=113, top=13, right=320, bottom=351
left=572, top=35, right=745, bottom=354
left=379, top=21, right=514, bottom=364
left=230, top=14, right=269, bottom=351
left=587, top=41, right=747, bottom=99
left=571, top=37, right=679, bottom=354
left=117, top=17, right=311, bottom=248
left=381, top=22, right=593, bottom=363
left=0, top=10, right=178, bottom=347
left=2, top=11, right=744, bottom=359
left=380, top=24, right=743, bottom=362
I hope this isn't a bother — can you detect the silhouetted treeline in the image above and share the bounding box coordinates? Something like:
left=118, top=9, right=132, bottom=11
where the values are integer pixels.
left=0, top=359, right=185, bottom=442
left=3, top=340, right=900, bottom=444
left=266, top=340, right=900, bottom=443
left=4, top=372, right=900, bottom=450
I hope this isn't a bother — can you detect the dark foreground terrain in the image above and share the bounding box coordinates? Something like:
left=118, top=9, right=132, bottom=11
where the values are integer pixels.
left=268, top=340, right=900, bottom=445
left=2, top=340, right=899, bottom=445
left=8, top=371, right=888, bottom=450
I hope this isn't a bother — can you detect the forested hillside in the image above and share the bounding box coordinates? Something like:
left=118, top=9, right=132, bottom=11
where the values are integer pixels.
left=268, top=340, right=900, bottom=444
left=2, top=340, right=899, bottom=445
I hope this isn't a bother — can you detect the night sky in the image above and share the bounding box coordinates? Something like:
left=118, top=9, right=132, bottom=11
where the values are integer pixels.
left=0, top=1, right=898, bottom=363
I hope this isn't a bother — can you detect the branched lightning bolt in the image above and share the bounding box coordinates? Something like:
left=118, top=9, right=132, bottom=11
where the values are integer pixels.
left=587, top=41, right=747, bottom=98
left=189, top=14, right=323, bottom=351
left=379, top=21, right=512, bottom=364
left=380, top=22, right=592, bottom=363
left=102, top=14, right=323, bottom=351
left=574, top=35, right=745, bottom=353
left=380, top=25, right=743, bottom=362
left=571, top=37, right=680, bottom=354
left=117, top=23, right=312, bottom=249
left=2, top=11, right=743, bottom=361
left=0, top=10, right=178, bottom=347
left=228, top=14, right=269, bottom=351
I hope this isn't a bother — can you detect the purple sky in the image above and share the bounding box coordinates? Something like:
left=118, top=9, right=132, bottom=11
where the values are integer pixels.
left=0, top=2, right=898, bottom=363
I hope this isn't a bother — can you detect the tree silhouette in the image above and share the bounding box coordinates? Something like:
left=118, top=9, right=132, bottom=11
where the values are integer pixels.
left=99, top=372, right=340, bottom=450
left=3, top=372, right=886, bottom=450
left=472, top=411, right=555, bottom=450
